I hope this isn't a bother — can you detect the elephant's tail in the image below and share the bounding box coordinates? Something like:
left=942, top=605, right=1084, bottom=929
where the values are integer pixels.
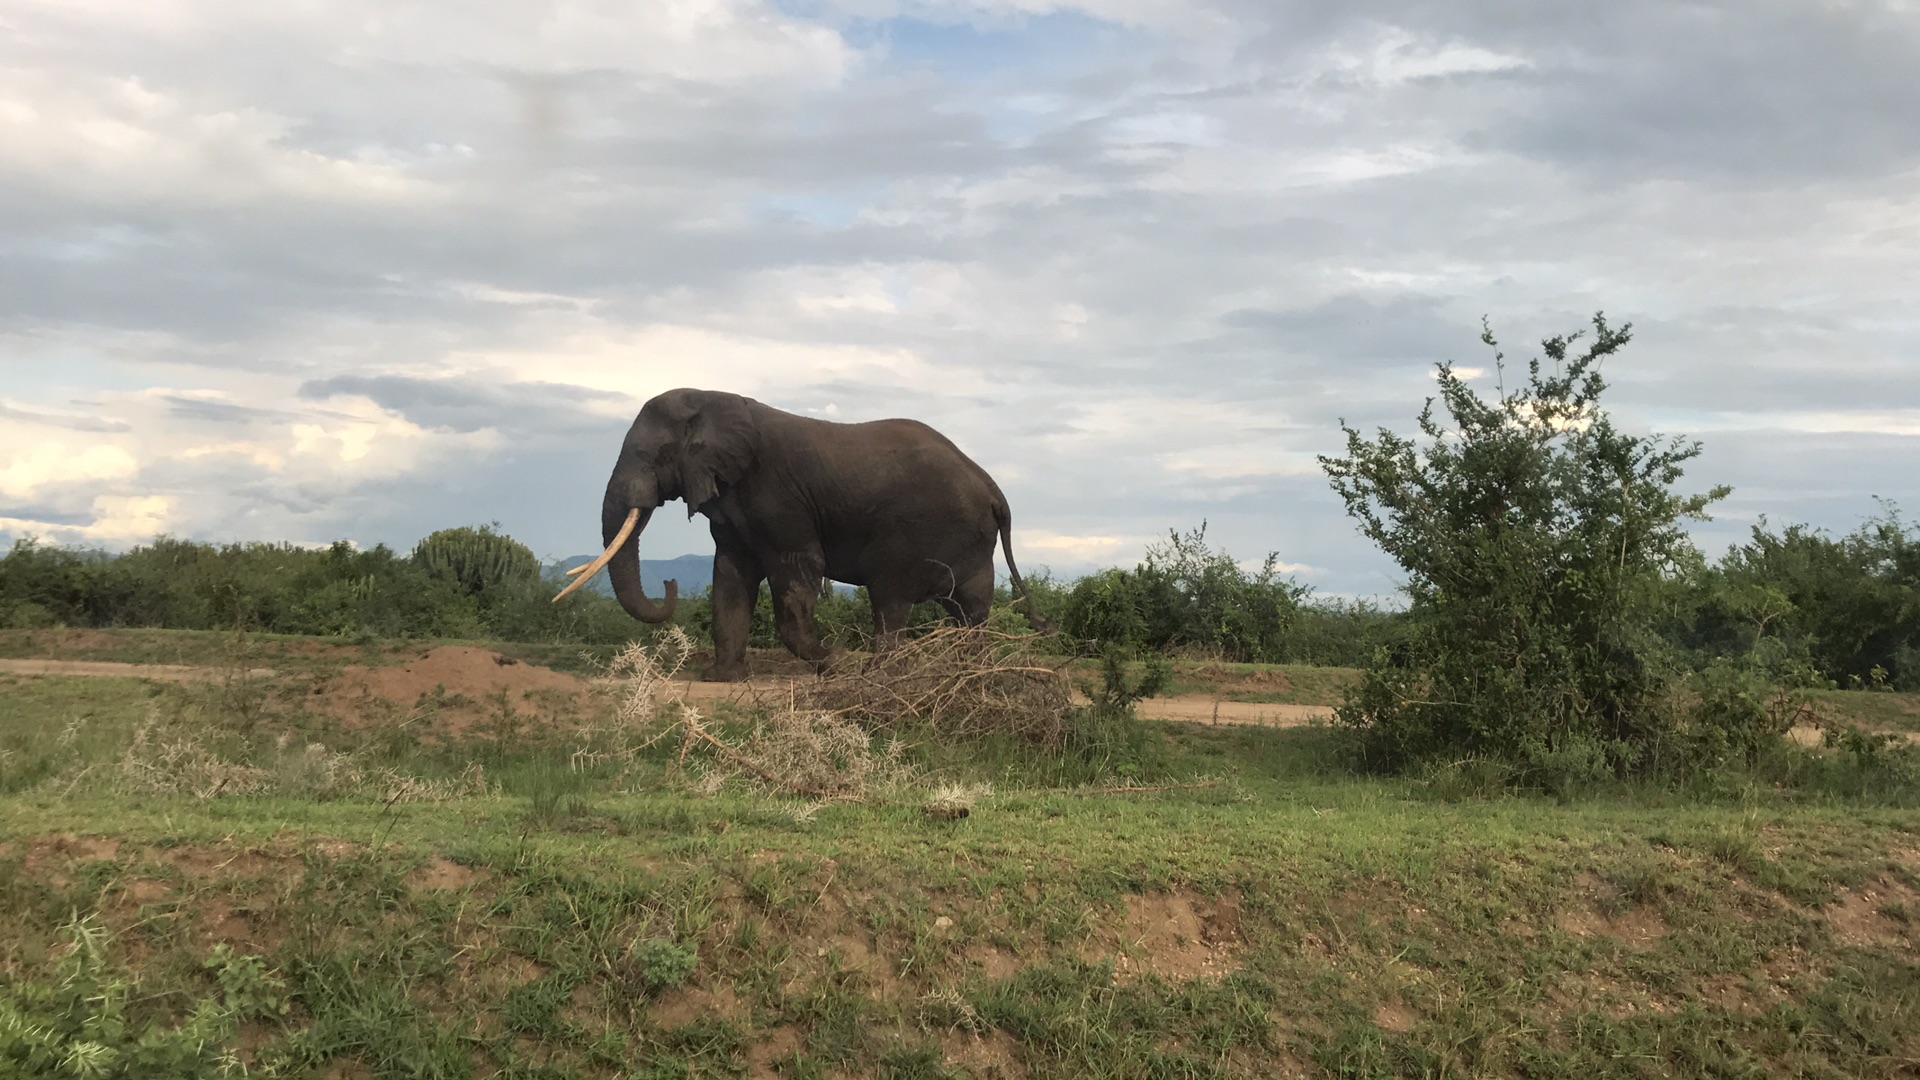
left=997, top=507, right=1054, bottom=635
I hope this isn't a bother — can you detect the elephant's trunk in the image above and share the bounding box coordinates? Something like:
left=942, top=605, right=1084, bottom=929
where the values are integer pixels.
left=602, top=484, right=678, bottom=624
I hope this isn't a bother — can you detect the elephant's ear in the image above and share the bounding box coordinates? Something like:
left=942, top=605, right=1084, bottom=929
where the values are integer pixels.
left=682, top=394, right=756, bottom=513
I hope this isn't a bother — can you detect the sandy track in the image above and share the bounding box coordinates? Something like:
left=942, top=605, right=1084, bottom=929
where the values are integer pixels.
left=0, top=658, right=277, bottom=682
left=1125, top=697, right=1336, bottom=727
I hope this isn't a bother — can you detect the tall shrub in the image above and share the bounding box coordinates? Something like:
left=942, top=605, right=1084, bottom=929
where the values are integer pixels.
left=1319, top=314, right=1728, bottom=780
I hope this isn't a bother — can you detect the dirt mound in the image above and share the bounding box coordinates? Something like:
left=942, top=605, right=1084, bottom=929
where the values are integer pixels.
left=323, top=646, right=595, bottom=737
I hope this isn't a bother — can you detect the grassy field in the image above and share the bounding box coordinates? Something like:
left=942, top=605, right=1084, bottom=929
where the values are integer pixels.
left=3, top=629, right=1919, bottom=1079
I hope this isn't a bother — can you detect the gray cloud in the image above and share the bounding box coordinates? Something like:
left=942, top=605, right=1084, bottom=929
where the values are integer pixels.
left=297, top=375, right=631, bottom=434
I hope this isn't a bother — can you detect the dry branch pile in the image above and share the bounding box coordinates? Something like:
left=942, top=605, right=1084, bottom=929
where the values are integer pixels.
left=797, top=627, right=1074, bottom=748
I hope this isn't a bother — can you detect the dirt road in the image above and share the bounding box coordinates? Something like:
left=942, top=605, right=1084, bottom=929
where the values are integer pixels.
left=0, top=658, right=278, bottom=682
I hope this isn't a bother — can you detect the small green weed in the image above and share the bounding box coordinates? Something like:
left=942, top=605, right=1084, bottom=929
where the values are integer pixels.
left=0, top=914, right=288, bottom=1079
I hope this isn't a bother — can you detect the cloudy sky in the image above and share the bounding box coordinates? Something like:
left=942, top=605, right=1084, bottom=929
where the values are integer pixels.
left=2, top=0, right=1916, bottom=597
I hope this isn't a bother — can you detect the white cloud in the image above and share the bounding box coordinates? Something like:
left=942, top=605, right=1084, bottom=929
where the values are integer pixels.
left=457, top=320, right=986, bottom=405
left=0, top=443, right=139, bottom=500
left=0, top=69, right=437, bottom=208
left=1309, top=25, right=1532, bottom=88
left=1019, top=530, right=1132, bottom=563
left=12, top=0, right=854, bottom=87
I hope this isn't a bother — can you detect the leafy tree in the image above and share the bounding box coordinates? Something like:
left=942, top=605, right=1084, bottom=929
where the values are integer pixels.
left=1319, top=314, right=1728, bottom=781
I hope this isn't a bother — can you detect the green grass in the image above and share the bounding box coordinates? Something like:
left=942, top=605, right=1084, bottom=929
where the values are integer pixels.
left=3, top=633, right=1920, bottom=1078
left=1807, top=687, right=1920, bottom=734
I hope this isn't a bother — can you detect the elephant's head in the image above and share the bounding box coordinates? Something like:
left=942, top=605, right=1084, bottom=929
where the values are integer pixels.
left=552, top=388, right=758, bottom=622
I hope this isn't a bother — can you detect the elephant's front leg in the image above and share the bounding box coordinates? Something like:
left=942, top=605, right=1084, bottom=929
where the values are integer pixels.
left=768, top=562, right=834, bottom=673
left=707, top=549, right=761, bottom=682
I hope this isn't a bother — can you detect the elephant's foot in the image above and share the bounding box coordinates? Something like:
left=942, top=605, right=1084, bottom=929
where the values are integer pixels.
left=704, top=660, right=749, bottom=683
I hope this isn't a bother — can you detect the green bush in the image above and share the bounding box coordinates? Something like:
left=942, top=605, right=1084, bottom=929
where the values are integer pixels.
left=1319, top=313, right=1731, bottom=783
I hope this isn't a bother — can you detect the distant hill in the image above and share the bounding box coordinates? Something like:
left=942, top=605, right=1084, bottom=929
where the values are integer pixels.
left=548, top=554, right=714, bottom=598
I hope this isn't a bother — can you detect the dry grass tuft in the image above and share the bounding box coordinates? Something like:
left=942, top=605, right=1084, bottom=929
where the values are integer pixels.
left=119, top=704, right=490, bottom=803
left=691, top=708, right=915, bottom=801
left=799, top=627, right=1073, bottom=748
left=589, top=627, right=923, bottom=801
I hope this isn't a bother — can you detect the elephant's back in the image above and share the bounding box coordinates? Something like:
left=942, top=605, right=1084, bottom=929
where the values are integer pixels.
left=793, top=416, right=1001, bottom=521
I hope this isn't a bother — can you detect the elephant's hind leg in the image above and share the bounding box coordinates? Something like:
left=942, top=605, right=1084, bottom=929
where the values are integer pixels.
left=868, top=589, right=916, bottom=654
left=951, top=560, right=997, bottom=628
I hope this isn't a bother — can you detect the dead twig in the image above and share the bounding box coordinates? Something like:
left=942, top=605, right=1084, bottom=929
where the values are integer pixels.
left=682, top=724, right=871, bottom=804
left=800, top=626, right=1072, bottom=747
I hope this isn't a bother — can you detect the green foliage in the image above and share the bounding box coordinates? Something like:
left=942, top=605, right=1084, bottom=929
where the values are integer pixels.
left=1669, top=659, right=1808, bottom=773
left=993, top=567, right=1071, bottom=634
left=410, top=524, right=541, bottom=597
left=1062, top=524, right=1308, bottom=662
left=1320, top=313, right=1730, bottom=782
left=0, top=914, right=288, bottom=1079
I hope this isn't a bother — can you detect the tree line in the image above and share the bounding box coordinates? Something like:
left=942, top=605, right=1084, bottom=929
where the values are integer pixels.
left=2, top=500, right=1913, bottom=687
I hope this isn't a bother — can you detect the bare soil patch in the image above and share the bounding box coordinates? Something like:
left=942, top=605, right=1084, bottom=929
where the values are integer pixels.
left=745, top=1025, right=804, bottom=1079
left=1824, top=876, right=1920, bottom=950
left=1372, top=1000, right=1417, bottom=1034
left=1088, top=890, right=1244, bottom=982
left=2, top=647, right=1332, bottom=731
left=1556, top=874, right=1670, bottom=951
left=941, top=1029, right=1028, bottom=1080
left=1128, top=697, right=1334, bottom=727
left=650, top=985, right=745, bottom=1029
left=412, top=856, right=484, bottom=891
left=322, top=645, right=596, bottom=737
left=676, top=676, right=1333, bottom=727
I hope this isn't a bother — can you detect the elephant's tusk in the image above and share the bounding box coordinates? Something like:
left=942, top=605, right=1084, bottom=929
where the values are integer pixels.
left=564, top=563, right=589, bottom=577
left=551, top=508, right=640, bottom=603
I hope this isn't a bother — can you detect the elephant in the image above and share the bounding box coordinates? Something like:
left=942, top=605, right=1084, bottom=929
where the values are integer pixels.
left=554, top=388, right=1050, bottom=681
